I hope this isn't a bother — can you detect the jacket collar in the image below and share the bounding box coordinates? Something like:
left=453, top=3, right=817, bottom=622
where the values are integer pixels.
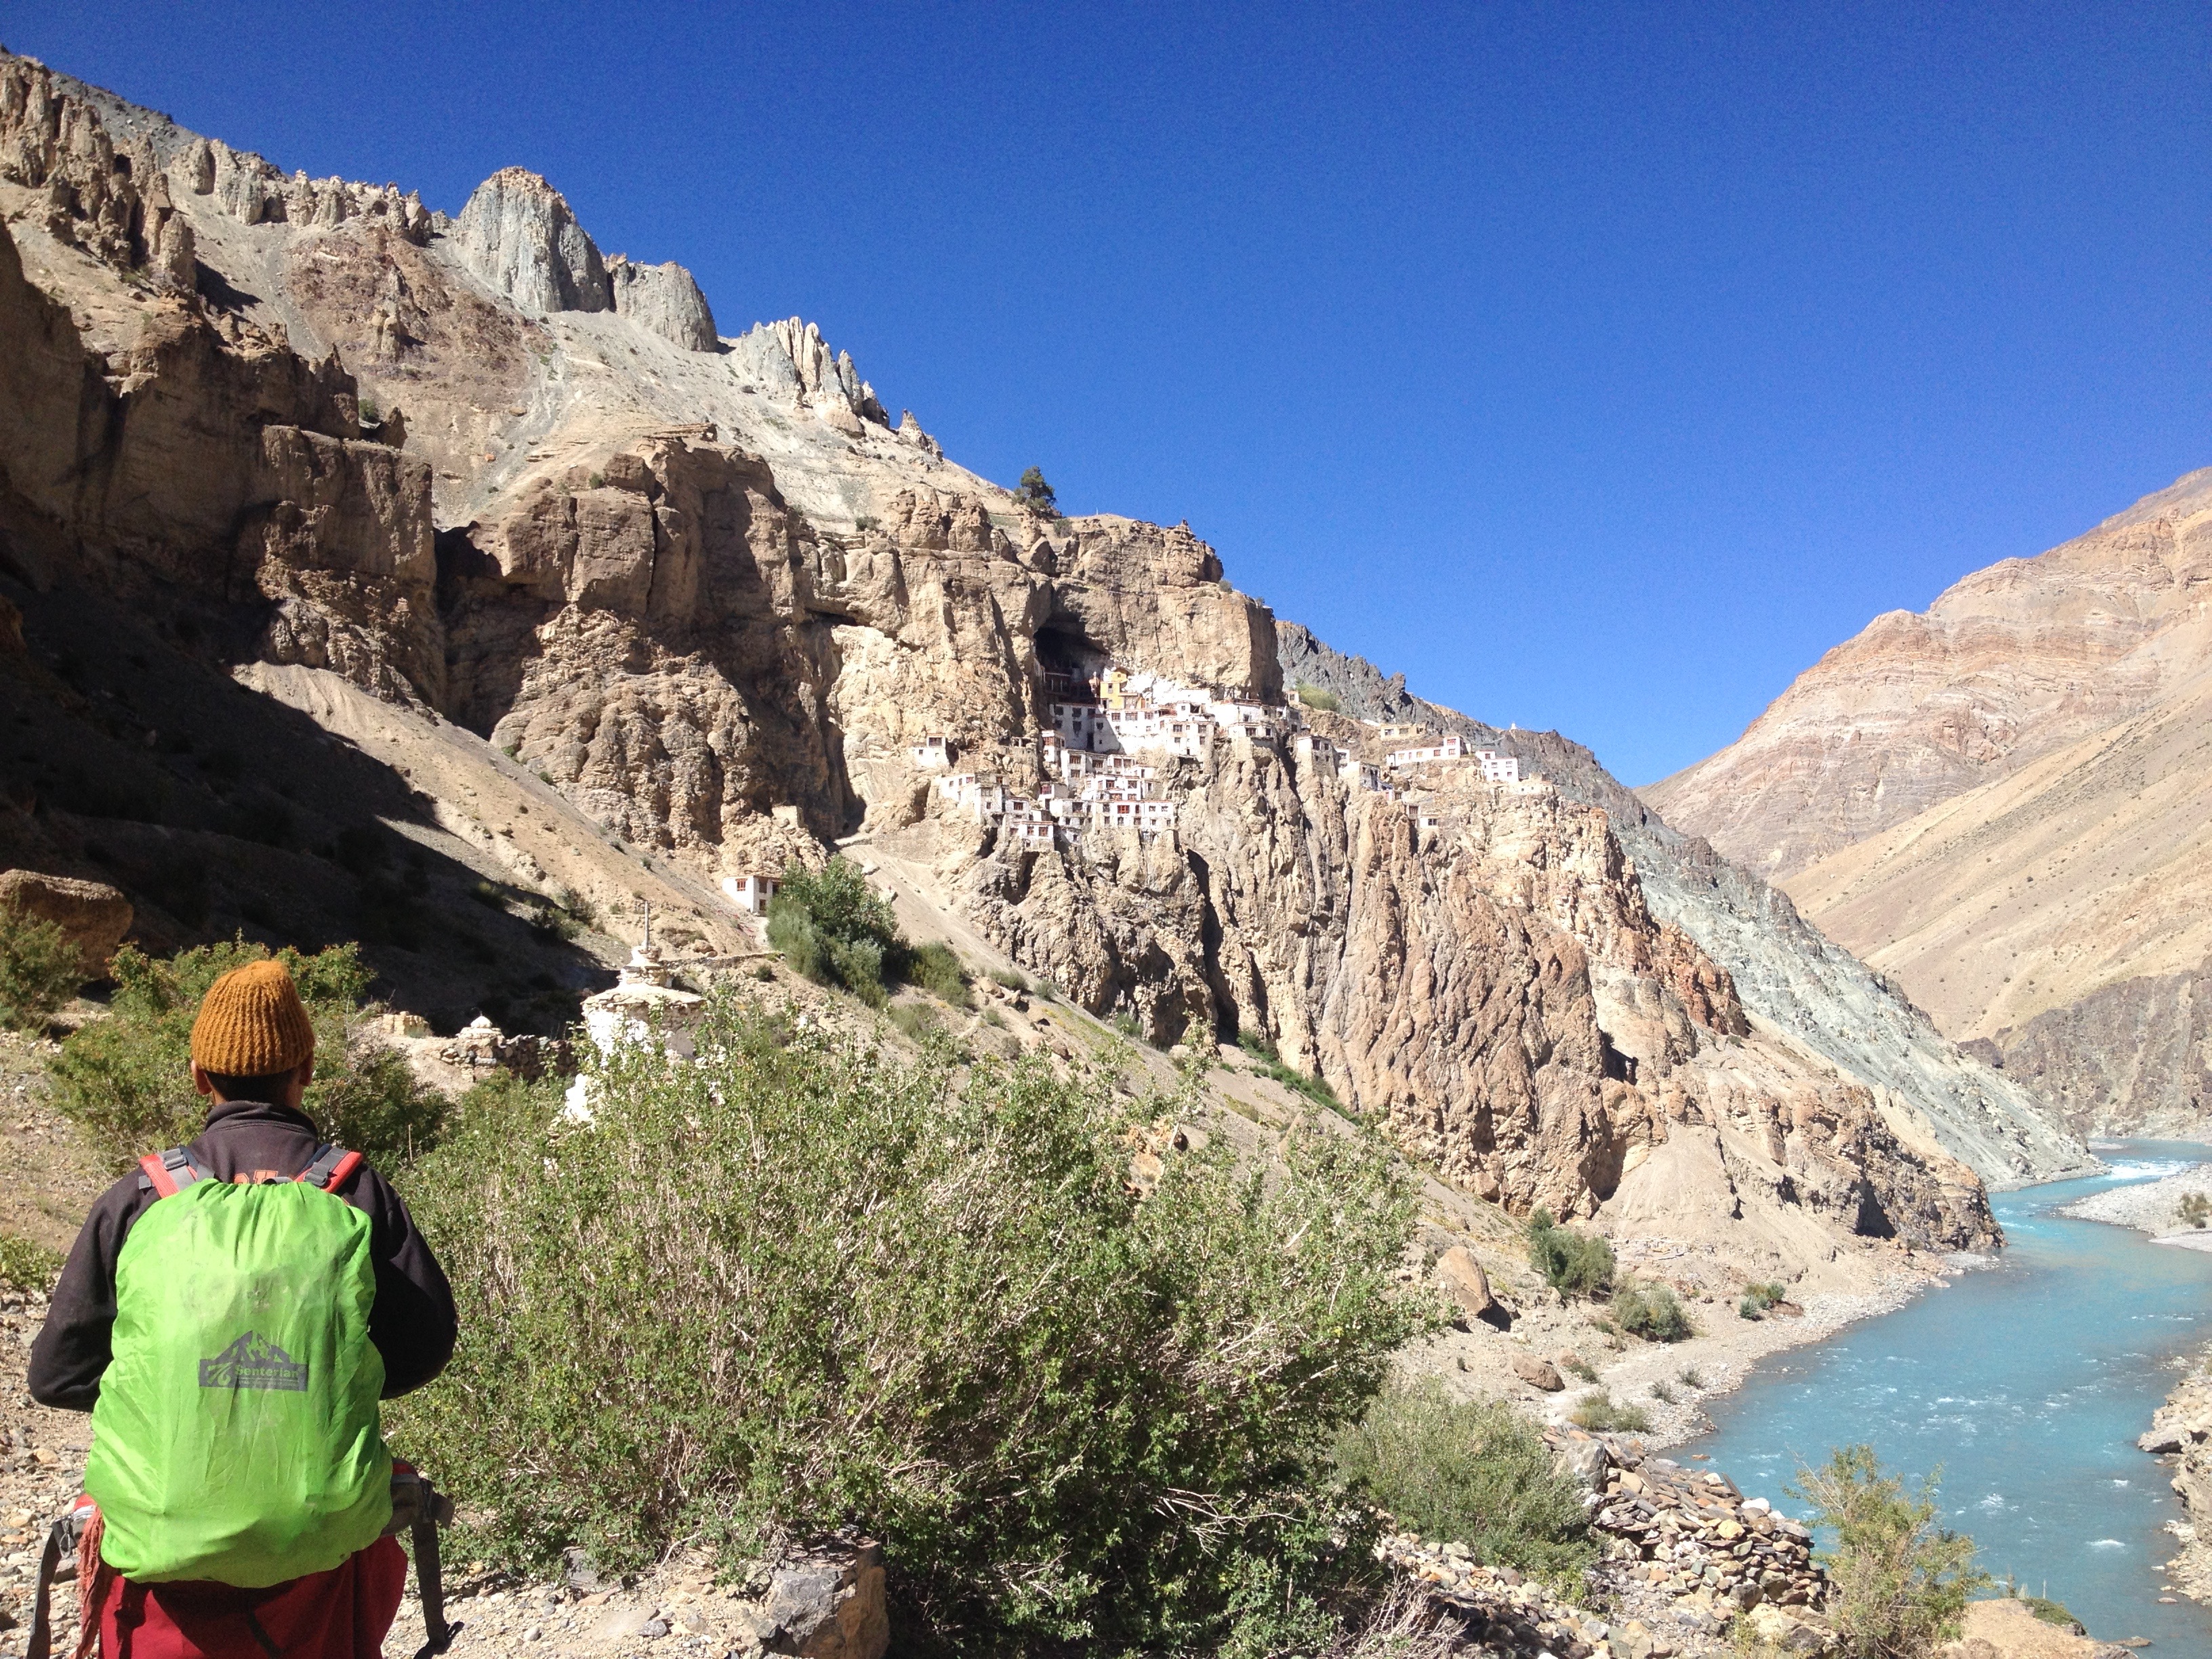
left=204, top=1099, right=321, bottom=1135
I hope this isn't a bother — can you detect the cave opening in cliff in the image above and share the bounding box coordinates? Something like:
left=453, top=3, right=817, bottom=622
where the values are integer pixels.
left=1034, top=624, right=1109, bottom=692
left=1851, top=1183, right=1898, bottom=1239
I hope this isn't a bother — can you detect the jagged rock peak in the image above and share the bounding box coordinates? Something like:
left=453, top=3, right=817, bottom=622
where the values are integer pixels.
left=731, top=316, right=888, bottom=428
left=607, top=253, right=716, bottom=351
left=452, top=166, right=611, bottom=317
left=0, top=52, right=194, bottom=283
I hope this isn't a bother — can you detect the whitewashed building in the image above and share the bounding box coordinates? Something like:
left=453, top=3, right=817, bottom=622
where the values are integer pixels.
left=721, top=872, right=781, bottom=916
left=1386, top=734, right=1467, bottom=769
left=562, top=941, right=705, bottom=1122
left=907, top=734, right=954, bottom=769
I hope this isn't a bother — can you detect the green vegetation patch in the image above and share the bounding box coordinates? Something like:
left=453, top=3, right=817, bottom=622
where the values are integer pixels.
left=1566, top=1390, right=1650, bottom=1433
left=1237, top=1031, right=1342, bottom=1109
left=767, top=859, right=975, bottom=1014
left=1527, top=1208, right=1614, bottom=1298
left=1611, top=1277, right=1693, bottom=1343
left=52, top=939, right=445, bottom=1172
left=1333, top=1376, right=1595, bottom=1589
left=0, top=903, right=87, bottom=1031
left=1792, top=1446, right=1987, bottom=1657
left=0, top=1232, right=64, bottom=1293
left=1293, top=682, right=1341, bottom=713
left=389, top=1012, right=1425, bottom=1655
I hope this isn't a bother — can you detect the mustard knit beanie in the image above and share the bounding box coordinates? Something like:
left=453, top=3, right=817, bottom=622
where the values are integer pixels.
left=190, top=959, right=316, bottom=1078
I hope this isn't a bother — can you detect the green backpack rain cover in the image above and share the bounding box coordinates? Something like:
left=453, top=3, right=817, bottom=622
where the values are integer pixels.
left=85, top=1173, right=393, bottom=1586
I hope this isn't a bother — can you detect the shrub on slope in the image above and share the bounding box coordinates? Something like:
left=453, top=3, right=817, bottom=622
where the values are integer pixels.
left=389, top=1005, right=1425, bottom=1655
left=52, top=939, right=443, bottom=1170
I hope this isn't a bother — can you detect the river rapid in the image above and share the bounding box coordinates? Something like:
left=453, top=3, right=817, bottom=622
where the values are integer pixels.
left=1688, top=1141, right=2212, bottom=1656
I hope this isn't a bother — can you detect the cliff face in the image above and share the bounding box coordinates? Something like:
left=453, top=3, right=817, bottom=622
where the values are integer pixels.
left=1639, top=462, right=2212, bottom=1133
left=0, top=46, right=2073, bottom=1262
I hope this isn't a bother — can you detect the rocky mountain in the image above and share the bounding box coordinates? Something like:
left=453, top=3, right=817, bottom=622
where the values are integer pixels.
left=1643, top=470, right=2212, bottom=1133
left=0, top=47, right=2089, bottom=1278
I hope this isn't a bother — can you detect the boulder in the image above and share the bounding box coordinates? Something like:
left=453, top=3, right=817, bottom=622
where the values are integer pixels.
left=1435, top=1246, right=1498, bottom=1322
left=761, top=1538, right=888, bottom=1659
left=1937, top=1599, right=2111, bottom=1659
left=1747, top=1603, right=1838, bottom=1656
left=0, top=871, right=131, bottom=973
left=1510, top=1351, right=1564, bottom=1392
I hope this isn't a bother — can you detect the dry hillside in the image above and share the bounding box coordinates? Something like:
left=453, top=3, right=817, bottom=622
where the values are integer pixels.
left=1645, top=470, right=2212, bottom=1133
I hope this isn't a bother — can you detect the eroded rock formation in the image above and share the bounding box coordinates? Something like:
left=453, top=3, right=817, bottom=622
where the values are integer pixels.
left=452, top=167, right=612, bottom=316
left=0, top=44, right=2073, bottom=1263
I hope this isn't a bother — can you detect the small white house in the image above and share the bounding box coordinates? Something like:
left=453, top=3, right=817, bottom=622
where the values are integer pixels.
left=908, top=735, right=954, bottom=770
left=1473, top=747, right=1521, bottom=784
left=721, top=873, right=781, bottom=916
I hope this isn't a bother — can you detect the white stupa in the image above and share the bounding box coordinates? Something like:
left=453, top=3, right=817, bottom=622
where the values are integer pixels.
left=561, top=937, right=706, bottom=1122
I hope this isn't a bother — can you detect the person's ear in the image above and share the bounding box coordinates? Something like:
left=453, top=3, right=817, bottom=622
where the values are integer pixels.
left=191, top=1062, right=215, bottom=1099
left=285, top=1054, right=314, bottom=1110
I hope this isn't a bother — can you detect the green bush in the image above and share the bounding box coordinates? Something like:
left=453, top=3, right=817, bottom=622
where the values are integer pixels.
left=0, top=904, right=86, bottom=1031
left=2179, top=1193, right=2211, bottom=1229
left=887, top=1002, right=939, bottom=1042
left=1294, top=683, right=1341, bottom=713
left=0, top=1232, right=64, bottom=1293
left=2019, top=1596, right=2083, bottom=1633
left=1237, top=1031, right=1343, bottom=1110
left=1611, top=1278, right=1692, bottom=1343
left=1649, top=1380, right=1676, bottom=1404
left=51, top=939, right=447, bottom=1172
left=989, top=967, right=1031, bottom=993
left=1566, top=1391, right=1650, bottom=1434
left=1527, top=1209, right=1614, bottom=1298
left=1561, top=1355, right=1598, bottom=1383
left=1790, top=1446, right=1987, bottom=1659
left=1740, top=1280, right=1787, bottom=1320
left=388, top=1007, right=1422, bottom=1655
left=1332, top=1377, right=1594, bottom=1589
left=767, top=859, right=905, bottom=1006
left=908, top=941, right=972, bottom=1008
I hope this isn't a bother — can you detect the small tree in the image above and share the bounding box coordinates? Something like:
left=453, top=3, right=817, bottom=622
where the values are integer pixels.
left=1790, top=1446, right=1988, bottom=1658
left=0, top=904, right=85, bottom=1031
left=1015, top=466, right=1059, bottom=516
left=1527, top=1207, right=1614, bottom=1298
left=766, top=857, right=905, bottom=1006
left=2179, top=1192, right=2211, bottom=1229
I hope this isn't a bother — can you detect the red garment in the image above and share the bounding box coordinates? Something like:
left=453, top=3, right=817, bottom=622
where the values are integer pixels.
left=90, top=1538, right=408, bottom=1659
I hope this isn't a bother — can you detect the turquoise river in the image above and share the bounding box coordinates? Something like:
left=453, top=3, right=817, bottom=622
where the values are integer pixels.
left=1689, top=1141, right=2212, bottom=1656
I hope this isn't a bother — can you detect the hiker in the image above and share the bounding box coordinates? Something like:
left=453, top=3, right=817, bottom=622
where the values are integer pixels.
left=26, top=958, right=459, bottom=1659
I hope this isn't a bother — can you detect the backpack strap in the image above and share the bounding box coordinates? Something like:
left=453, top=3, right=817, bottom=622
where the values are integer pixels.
left=297, top=1143, right=364, bottom=1193
left=136, top=1147, right=207, bottom=1198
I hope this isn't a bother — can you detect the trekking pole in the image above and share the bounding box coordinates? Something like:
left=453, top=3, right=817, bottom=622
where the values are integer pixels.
left=24, top=1496, right=96, bottom=1659
left=389, top=1462, right=462, bottom=1659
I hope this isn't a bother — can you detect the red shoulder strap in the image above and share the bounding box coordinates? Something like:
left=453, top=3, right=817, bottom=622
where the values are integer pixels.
left=136, top=1147, right=206, bottom=1198
left=296, top=1145, right=364, bottom=1193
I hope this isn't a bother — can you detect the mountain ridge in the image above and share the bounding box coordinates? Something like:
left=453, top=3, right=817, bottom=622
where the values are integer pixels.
left=1643, top=464, right=2212, bottom=1133
left=0, top=45, right=2091, bottom=1279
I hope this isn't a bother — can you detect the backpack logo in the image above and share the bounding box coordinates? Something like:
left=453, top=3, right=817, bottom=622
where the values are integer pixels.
left=199, top=1332, right=308, bottom=1392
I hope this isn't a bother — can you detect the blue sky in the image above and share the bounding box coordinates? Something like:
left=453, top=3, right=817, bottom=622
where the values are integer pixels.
left=10, top=2, right=2207, bottom=784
